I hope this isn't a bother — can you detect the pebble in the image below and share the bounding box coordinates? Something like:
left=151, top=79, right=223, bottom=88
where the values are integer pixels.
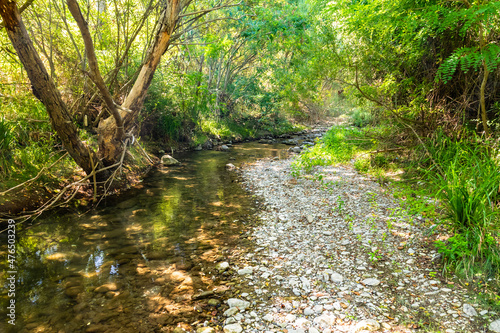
left=216, top=262, right=230, bottom=272
left=226, top=153, right=492, bottom=333
left=463, top=304, right=477, bottom=317
left=223, top=323, right=242, bottom=333
left=330, top=273, right=343, bottom=283
left=362, top=278, right=381, bottom=286
left=355, top=319, right=381, bottom=331
left=227, top=298, right=250, bottom=310
left=490, top=319, right=500, bottom=332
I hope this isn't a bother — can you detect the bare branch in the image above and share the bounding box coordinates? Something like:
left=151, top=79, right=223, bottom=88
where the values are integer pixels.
left=179, top=1, right=241, bottom=18
left=66, top=0, right=124, bottom=141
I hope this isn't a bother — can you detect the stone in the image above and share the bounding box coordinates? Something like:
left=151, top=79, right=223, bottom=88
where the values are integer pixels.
left=161, top=154, right=180, bottom=165
left=202, top=140, right=214, bottom=150
left=355, top=319, right=381, bottom=332
left=216, top=261, right=230, bottom=272
left=290, top=146, right=302, bottom=153
left=94, top=283, right=118, bottom=293
left=226, top=163, right=236, bottom=171
left=193, top=291, right=215, bottom=300
left=263, top=314, right=274, bottom=322
left=223, top=308, right=239, bottom=317
left=221, top=145, right=230, bottom=151
left=331, top=273, right=344, bottom=283
left=197, top=328, right=215, bottom=333
left=237, top=267, right=253, bottom=275
left=362, top=278, right=381, bottom=286
left=223, top=323, right=243, bottom=333
left=313, top=314, right=336, bottom=327
left=381, top=322, right=391, bottom=329
left=463, top=304, right=477, bottom=317
left=207, top=299, right=220, bottom=306
left=309, top=328, right=320, bottom=333
left=194, top=145, right=203, bottom=151
left=65, top=286, right=83, bottom=298
left=490, top=319, right=500, bottom=332
left=304, top=307, right=314, bottom=316
left=227, top=298, right=250, bottom=310
left=282, top=139, right=299, bottom=145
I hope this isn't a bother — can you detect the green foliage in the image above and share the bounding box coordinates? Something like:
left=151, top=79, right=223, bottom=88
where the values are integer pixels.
left=423, top=131, right=500, bottom=278
left=436, top=44, right=500, bottom=84
left=293, top=125, right=375, bottom=173
left=350, top=108, right=374, bottom=127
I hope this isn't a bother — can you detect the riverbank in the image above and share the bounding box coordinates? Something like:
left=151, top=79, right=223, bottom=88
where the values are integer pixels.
left=213, top=157, right=500, bottom=332
left=0, top=123, right=311, bottom=220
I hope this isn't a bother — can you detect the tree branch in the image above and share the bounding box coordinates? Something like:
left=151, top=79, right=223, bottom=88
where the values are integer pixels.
left=66, top=0, right=124, bottom=141
left=0, top=0, right=33, bottom=30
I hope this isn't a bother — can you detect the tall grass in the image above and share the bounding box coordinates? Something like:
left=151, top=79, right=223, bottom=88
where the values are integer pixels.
left=425, top=131, right=500, bottom=279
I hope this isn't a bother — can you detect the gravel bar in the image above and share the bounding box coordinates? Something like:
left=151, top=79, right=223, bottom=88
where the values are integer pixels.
left=216, top=156, right=500, bottom=333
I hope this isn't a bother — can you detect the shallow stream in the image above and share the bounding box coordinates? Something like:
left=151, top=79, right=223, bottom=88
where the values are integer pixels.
left=0, top=139, right=305, bottom=333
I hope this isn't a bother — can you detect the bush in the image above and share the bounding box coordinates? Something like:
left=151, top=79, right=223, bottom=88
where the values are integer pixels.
left=350, top=108, right=374, bottom=127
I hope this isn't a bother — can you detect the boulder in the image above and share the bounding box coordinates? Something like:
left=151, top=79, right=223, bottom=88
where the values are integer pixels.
left=282, top=139, right=299, bottom=145
left=202, top=140, right=214, bottom=150
left=161, top=155, right=180, bottom=165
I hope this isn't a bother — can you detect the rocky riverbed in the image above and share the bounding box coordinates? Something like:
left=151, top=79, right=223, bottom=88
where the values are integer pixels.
left=210, top=157, right=500, bottom=333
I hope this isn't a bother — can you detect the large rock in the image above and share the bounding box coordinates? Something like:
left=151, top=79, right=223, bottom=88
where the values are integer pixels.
left=161, top=155, right=180, bottom=165
left=202, top=140, right=214, bottom=150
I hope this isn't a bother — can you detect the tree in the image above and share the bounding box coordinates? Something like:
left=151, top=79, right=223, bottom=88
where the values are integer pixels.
left=0, top=0, right=236, bottom=178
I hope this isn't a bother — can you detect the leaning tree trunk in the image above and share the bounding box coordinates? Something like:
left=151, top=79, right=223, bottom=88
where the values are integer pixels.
left=0, top=0, right=98, bottom=175
left=97, top=0, right=184, bottom=165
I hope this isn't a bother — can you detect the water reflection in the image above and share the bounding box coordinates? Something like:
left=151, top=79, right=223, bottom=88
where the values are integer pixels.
left=0, top=141, right=291, bottom=332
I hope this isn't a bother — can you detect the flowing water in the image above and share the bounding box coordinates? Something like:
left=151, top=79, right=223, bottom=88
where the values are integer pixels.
left=0, top=140, right=296, bottom=333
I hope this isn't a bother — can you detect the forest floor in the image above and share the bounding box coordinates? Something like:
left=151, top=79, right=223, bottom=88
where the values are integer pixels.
left=211, top=156, right=500, bottom=333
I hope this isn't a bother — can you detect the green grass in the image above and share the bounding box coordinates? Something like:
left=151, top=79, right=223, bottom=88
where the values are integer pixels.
left=422, top=131, right=500, bottom=279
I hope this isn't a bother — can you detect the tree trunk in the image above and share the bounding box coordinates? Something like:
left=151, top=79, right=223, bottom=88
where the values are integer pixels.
left=0, top=0, right=98, bottom=175
left=97, top=0, right=184, bottom=165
